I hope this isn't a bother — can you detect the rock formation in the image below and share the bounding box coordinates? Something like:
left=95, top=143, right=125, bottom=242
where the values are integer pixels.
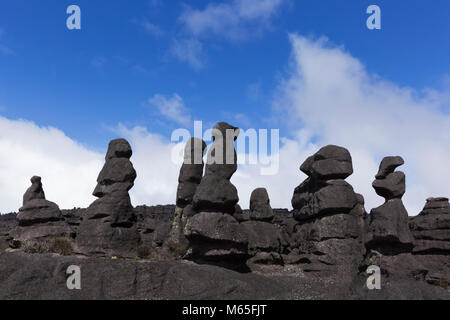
left=242, top=188, right=285, bottom=267
left=365, top=156, right=413, bottom=253
left=184, top=122, right=249, bottom=267
left=76, top=139, right=140, bottom=257
left=290, top=145, right=365, bottom=278
left=11, top=176, right=71, bottom=242
left=166, top=138, right=206, bottom=256
left=1, top=138, right=450, bottom=300
left=359, top=156, right=426, bottom=296
left=249, top=188, right=274, bottom=222
left=409, top=197, right=450, bottom=286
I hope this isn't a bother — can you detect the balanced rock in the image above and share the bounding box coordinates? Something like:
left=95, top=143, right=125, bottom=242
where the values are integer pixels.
left=366, top=156, right=413, bottom=253
left=12, top=177, right=70, bottom=242
left=409, top=197, right=450, bottom=286
left=300, top=145, right=353, bottom=180
left=250, top=188, right=274, bottom=222
left=185, top=122, right=248, bottom=266
left=290, top=145, right=365, bottom=278
left=76, top=139, right=140, bottom=257
left=375, top=156, right=404, bottom=179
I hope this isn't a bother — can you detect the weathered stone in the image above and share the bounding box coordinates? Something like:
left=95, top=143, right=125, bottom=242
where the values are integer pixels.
left=176, top=138, right=207, bottom=207
left=11, top=177, right=70, bottom=243
left=22, top=176, right=45, bottom=205
left=372, top=171, right=405, bottom=200
left=105, top=138, right=132, bottom=160
left=249, top=188, right=274, bottom=221
left=375, top=156, right=404, bottom=179
left=300, top=145, right=353, bottom=180
left=293, top=180, right=358, bottom=221
left=193, top=175, right=239, bottom=213
left=241, top=221, right=282, bottom=253
left=77, top=138, right=139, bottom=257
left=366, top=199, right=414, bottom=253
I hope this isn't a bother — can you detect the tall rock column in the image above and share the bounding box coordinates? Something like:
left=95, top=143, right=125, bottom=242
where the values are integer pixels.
left=290, top=145, right=366, bottom=278
left=360, top=156, right=426, bottom=293
left=165, top=138, right=207, bottom=257
left=184, top=122, right=249, bottom=267
left=365, top=156, right=413, bottom=252
left=76, top=139, right=140, bottom=257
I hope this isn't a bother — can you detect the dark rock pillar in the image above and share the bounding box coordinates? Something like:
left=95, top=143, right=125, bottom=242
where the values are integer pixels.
left=76, top=139, right=140, bottom=257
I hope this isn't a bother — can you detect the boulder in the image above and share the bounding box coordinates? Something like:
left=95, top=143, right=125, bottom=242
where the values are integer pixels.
left=300, top=145, right=353, bottom=180
left=366, top=199, right=414, bottom=253
left=249, top=188, right=274, bottom=222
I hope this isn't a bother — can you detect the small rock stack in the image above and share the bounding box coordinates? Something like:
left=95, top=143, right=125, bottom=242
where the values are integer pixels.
left=184, top=122, right=248, bottom=266
left=11, top=176, right=71, bottom=242
left=242, top=188, right=285, bottom=266
left=166, top=138, right=207, bottom=256
left=409, top=197, right=450, bottom=286
left=76, top=139, right=140, bottom=257
left=362, top=156, right=425, bottom=283
left=290, top=145, right=365, bottom=277
left=365, top=156, right=413, bottom=253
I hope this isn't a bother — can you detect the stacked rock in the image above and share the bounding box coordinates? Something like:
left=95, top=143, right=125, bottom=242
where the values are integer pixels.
left=165, top=138, right=207, bottom=256
left=11, top=176, right=71, bottom=242
left=361, top=157, right=426, bottom=287
left=409, top=197, right=450, bottom=286
left=184, top=122, right=249, bottom=266
left=242, top=188, right=285, bottom=266
left=290, top=145, right=365, bottom=277
left=365, top=156, right=414, bottom=253
left=76, top=139, right=140, bottom=257
left=176, top=138, right=207, bottom=208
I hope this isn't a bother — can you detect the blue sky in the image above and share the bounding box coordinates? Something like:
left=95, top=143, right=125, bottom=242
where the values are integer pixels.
left=1, top=0, right=449, bottom=145
left=0, top=0, right=449, bottom=213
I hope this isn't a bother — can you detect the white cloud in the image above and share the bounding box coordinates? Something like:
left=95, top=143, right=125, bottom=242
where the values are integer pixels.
left=180, top=0, right=286, bottom=41
left=171, top=38, right=205, bottom=69
left=141, top=20, right=164, bottom=37
left=266, top=34, right=450, bottom=215
left=0, top=116, right=103, bottom=213
left=0, top=117, right=183, bottom=213
left=148, top=93, right=192, bottom=126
